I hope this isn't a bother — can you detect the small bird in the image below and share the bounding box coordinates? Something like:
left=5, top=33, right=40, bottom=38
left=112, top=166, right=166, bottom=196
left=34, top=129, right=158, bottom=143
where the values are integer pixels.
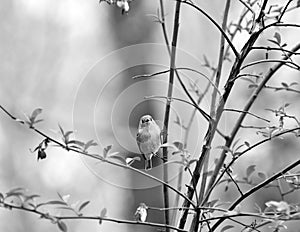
left=134, top=203, right=148, bottom=222
left=136, top=115, right=161, bottom=170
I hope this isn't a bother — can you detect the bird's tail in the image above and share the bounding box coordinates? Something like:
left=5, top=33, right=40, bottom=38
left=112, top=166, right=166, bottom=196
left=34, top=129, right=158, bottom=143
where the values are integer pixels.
left=145, top=159, right=152, bottom=171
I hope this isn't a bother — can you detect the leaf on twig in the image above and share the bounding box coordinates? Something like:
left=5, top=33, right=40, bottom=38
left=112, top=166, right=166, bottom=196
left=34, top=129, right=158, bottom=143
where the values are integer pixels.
left=37, top=200, right=68, bottom=208
left=173, top=141, right=184, bottom=151
left=274, top=32, right=281, bottom=45
left=78, top=200, right=90, bottom=212
left=57, top=220, right=68, bottom=232
left=100, top=207, right=107, bottom=217
left=108, top=153, right=126, bottom=165
left=257, top=172, right=267, bottom=180
left=103, top=145, right=112, bottom=158
left=244, top=141, right=250, bottom=147
left=84, top=140, right=98, bottom=152
left=25, top=108, right=43, bottom=128
left=246, top=165, right=256, bottom=178
left=220, top=225, right=234, bottom=232
left=126, top=156, right=141, bottom=166
left=99, top=207, right=107, bottom=224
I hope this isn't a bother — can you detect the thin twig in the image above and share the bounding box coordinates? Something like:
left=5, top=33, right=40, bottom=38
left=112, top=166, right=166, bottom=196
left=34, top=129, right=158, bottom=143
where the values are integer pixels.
left=278, top=0, right=293, bottom=22
left=223, top=108, right=270, bottom=122
left=159, top=0, right=171, bottom=54
left=0, top=104, right=196, bottom=208
left=133, top=67, right=220, bottom=95
left=178, top=0, right=240, bottom=58
left=0, top=201, right=187, bottom=232
left=241, top=59, right=300, bottom=70
left=225, top=168, right=244, bottom=196
left=251, top=46, right=300, bottom=55
left=162, top=1, right=182, bottom=228
left=237, top=0, right=256, bottom=32
left=145, top=95, right=227, bottom=139
left=264, top=85, right=300, bottom=94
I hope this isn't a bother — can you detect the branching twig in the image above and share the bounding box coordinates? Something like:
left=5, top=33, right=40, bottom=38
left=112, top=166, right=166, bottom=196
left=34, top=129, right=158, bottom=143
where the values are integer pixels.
left=211, top=155, right=300, bottom=230
left=203, top=42, right=300, bottom=209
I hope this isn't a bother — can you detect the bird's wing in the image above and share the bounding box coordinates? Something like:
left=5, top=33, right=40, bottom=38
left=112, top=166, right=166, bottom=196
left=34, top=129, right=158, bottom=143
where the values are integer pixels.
left=136, top=130, right=151, bottom=143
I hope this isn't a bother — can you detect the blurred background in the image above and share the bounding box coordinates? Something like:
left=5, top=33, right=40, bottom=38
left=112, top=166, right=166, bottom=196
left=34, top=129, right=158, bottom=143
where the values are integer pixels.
left=0, top=0, right=300, bottom=231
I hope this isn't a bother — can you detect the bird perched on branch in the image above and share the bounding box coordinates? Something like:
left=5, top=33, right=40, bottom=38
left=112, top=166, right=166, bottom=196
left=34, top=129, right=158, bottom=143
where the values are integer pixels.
left=134, top=203, right=148, bottom=222
left=136, top=115, right=161, bottom=170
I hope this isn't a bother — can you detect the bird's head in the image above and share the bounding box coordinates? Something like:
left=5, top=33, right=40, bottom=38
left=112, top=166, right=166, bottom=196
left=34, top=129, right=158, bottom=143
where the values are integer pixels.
left=139, top=115, right=154, bottom=127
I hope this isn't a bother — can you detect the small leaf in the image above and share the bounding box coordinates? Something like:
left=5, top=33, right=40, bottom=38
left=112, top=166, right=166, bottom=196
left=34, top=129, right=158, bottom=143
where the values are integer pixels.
left=57, top=220, right=68, bottom=232
left=109, top=154, right=127, bottom=165
left=281, top=82, right=289, bottom=88
left=244, top=141, right=250, bottom=147
left=246, top=165, right=256, bottom=177
left=57, top=206, right=76, bottom=212
left=34, top=119, right=44, bottom=124
left=248, top=84, right=258, bottom=89
left=221, top=225, right=234, bottom=232
left=24, top=194, right=40, bottom=202
left=126, top=156, right=141, bottom=166
left=64, top=131, right=73, bottom=138
left=0, top=193, right=4, bottom=202
left=58, top=124, right=65, bottom=136
left=173, top=141, right=184, bottom=151
left=258, top=172, right=266, bottom=180
left=274, top=32, right=281, bottom=44
left=68, top=140, right=84, bottom=146
left=231, top=138, right=241, bottom=150
left=30, top=108, right=42, bottom=121
left=103, top=145, right=112, bottom=158
left=6, top=187, right=25, bottom=194
left=224, top=184, right=229, bottom=192
left=290, top=82, right=298, bottom=86
left=79, top=201, right=90, bottom=212
left=40, top=200, right=68, bottom=206
left=100, top=208, right=107, bottom=217
left=203, top=55, right=211, bottom=67
left=84, top=140, right=98, bottom=151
